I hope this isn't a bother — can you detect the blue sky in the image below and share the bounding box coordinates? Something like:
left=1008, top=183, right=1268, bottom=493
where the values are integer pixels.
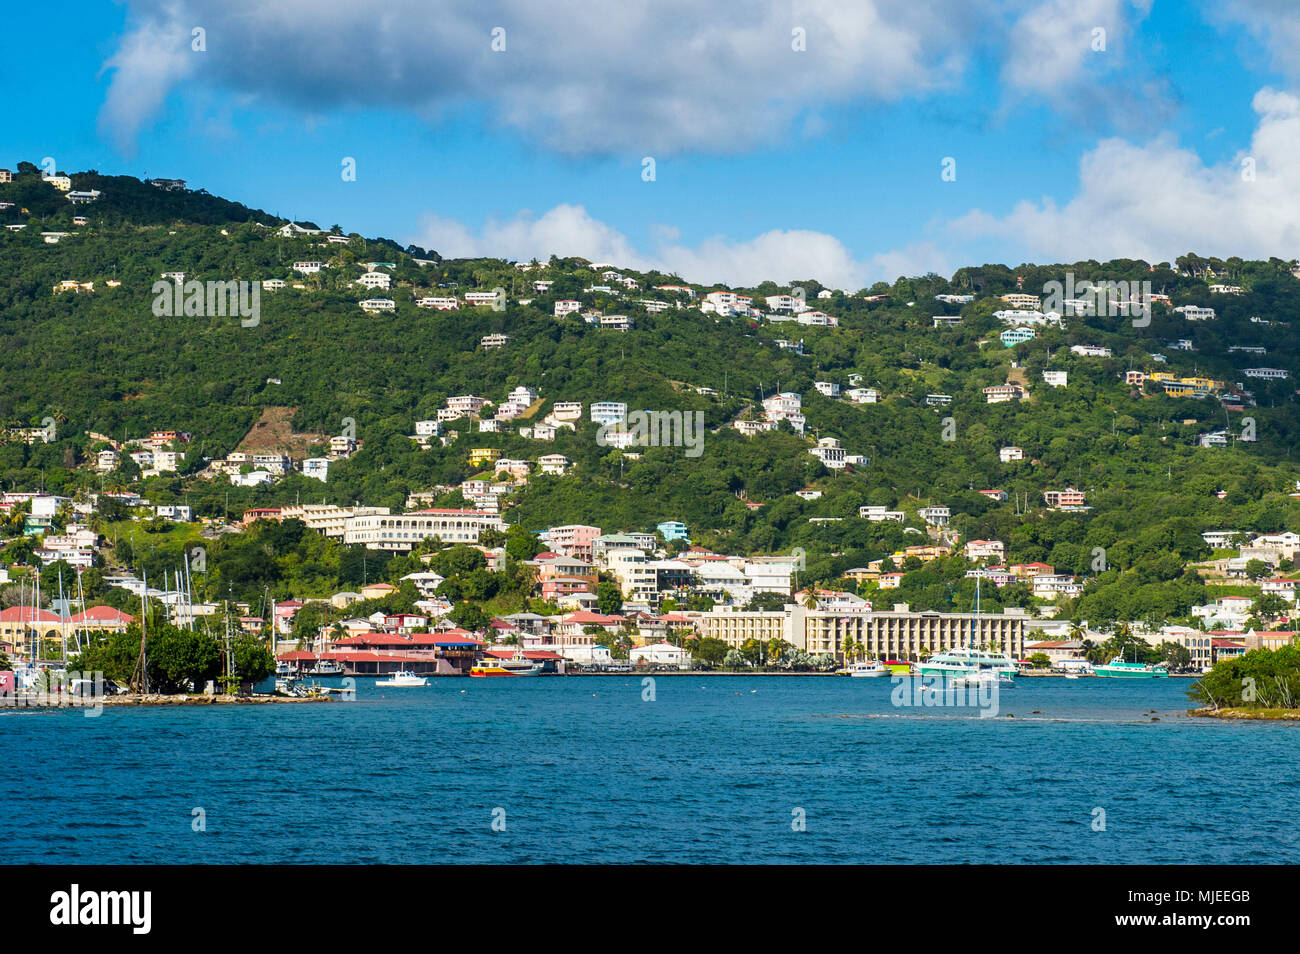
left=6, top=0, right=1300, bottom=288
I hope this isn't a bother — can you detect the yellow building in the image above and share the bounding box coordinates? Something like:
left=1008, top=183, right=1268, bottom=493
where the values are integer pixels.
left=701, top=604, right=1027, bottom=663
left=468, top=448, right=497, bottom=467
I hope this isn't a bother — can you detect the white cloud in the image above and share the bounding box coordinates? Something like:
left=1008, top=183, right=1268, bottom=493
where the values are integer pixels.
left=1001, top=0, right=1147, bottom=97
left=98, top=11, right=197, bottom=154
left=943, top=87, right=1300, bottom=264
left=414, top=205, right=877, bottom=289
left=1211, top=1, right=1300, bottom=81
left=418, top=87, right=1300, bottom=287
left=100, top=0, right=1161, bottom=156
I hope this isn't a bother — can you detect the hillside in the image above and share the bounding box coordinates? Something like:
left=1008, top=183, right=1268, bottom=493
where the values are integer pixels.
left=4, top=162, right=1300, bottom=624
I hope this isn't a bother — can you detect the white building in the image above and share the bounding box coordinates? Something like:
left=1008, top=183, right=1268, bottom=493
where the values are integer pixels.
left=809, top=437, right=847, bottom=470
left=343, top=510, right=507, bottom=550
left=590, top=402, right=628, bottom=426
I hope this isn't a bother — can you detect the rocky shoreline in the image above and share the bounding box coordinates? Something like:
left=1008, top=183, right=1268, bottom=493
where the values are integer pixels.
left=1188, top=706, right=1300, bottom=721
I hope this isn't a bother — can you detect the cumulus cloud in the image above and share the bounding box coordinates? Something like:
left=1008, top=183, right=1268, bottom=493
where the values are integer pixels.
left=414, top=205, right=878, bottom=289
left=420, top=86, right=1300, bottom=288
left=100, top=0, right=1162, bottom=156
left=943, top=87, right=1300, bottom=264
left=1210, top=1, right=1300, bottom=82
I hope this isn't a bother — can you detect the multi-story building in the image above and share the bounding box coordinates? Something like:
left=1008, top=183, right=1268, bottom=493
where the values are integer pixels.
left=590, top=402, right=628, bottom=426
left=809, top=437, right=847, bottom=469
left=1043, top=488, right=1086, bottom=508
left=543, top=525, right=602, bottom=560
left=342, top=509, right=505, bottom=550
left=701, top=604, right=1027, bottom=662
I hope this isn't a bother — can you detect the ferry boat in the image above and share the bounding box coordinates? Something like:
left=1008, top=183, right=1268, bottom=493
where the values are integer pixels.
left=1093, top=657, right=1169, bottom=678
left=917, top=647, right=1018, bottom=682
left=470, top=655, right=543, bottom=677
left=841, top=660, right=889, bottom=678
left=375, top=669, right=428, bottom=687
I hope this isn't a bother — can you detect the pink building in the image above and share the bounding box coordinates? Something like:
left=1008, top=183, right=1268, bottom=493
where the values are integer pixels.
left=545, top=524, right=602, bottom=560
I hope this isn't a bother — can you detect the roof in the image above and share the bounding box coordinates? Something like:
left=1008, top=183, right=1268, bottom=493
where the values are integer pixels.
left=70, top=606, right=134, bottom=623
left=0, top=606, right=62, bottom=623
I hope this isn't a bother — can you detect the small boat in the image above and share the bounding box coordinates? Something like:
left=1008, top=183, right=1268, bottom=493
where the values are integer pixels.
left=307, top=659, right=345, bottom=676
left=1094, top=657, right=1168, bottom=678
left=375, top=669, right=428, bottom=687
left=844, top=660, right=889, bottom=678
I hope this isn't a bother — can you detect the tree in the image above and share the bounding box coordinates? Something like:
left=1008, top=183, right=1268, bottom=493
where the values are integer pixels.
left=692, top=636, right=729, bottom=667
left=596, top=581, right=623, bottom=615
left=1028, top=652, right=1051, bottom=669
left=448, top=601, right=490, bottom=633
left=1158, top=641, right=1192, bottom=672
left=745, top=591, right=788, bottom=612
left=232, top=635, right=276, bottom=685
left=1245, top=559, right=1271, bottom=582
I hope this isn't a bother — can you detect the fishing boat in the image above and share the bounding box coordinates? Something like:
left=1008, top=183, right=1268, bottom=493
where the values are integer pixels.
left=1093, top=657, right=1169, bottom=678
left=375, top=669, right=428, bottom=687
left=470, top=654, right=543, bottom=677
left=307, top=658, right=345, bottom=677
left=918, top=647, right=1018, bottom=682
left=842, top=660, right=889, bottom=678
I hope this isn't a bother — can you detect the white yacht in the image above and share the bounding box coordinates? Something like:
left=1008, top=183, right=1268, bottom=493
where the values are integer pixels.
left=375, top=669, right=428, bottom=687
left=844, top=660, right=889, bottom=678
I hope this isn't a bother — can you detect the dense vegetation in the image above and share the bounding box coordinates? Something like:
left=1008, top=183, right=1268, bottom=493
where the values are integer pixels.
left=4, top=162, right=1300, bottom=629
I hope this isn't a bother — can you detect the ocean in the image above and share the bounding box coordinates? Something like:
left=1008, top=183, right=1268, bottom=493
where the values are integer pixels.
left=2, top=675, right=1294, bottom=864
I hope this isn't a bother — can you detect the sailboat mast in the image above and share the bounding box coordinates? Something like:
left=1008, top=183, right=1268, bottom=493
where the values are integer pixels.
left=58, top=568, right=67, bottom=665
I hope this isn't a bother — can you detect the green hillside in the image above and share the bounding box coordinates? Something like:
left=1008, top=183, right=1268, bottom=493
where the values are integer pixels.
left=4, top=162, right=1300, bottom=624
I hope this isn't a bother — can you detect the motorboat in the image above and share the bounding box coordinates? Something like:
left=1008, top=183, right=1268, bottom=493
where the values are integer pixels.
left=375, top=669, right=428, bottom=687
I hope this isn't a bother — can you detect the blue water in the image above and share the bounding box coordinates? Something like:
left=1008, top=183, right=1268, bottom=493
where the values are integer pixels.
left=2, top=676, right=1295, bottom=863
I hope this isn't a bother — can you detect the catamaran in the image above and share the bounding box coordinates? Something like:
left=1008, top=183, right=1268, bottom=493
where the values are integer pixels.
left=916, top=576, right=1017, bottom=682
left=918, top=647, right=1018, bottom=682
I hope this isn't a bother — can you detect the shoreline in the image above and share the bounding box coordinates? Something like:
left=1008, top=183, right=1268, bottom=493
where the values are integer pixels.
left=1188, top=706, right=1300, bottom=721
left=3, top=692, right=331, bottom=709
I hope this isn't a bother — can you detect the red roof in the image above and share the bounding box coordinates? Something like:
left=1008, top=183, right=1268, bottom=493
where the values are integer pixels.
left=563, top=611, right=622, bottom=624
left=0, top=606, right=62, bottom=623
left=70, top=605, right=134, bottom=623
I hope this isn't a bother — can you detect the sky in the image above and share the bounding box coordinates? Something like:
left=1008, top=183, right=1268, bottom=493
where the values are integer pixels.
left=5, top=0, right=1300, bottom=289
